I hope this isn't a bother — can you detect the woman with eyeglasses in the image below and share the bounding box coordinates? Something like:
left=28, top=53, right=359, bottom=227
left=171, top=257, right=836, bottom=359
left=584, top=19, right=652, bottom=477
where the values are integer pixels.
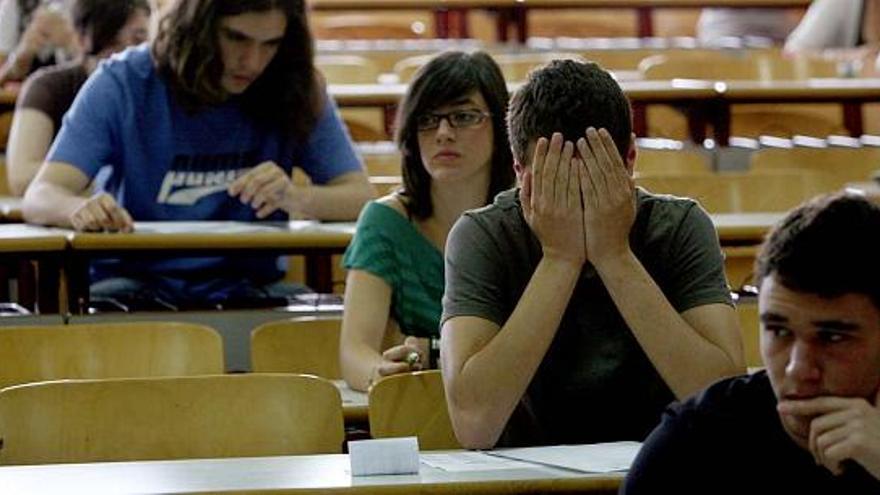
left=340, top=51, right=514, bottom=392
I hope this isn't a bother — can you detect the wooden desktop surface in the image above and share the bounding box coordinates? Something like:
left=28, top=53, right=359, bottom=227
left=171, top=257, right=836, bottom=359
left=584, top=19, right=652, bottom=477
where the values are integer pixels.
left=67, top=220, right=355, bottom=251
left=711, top=212, right=783, bottom=244
left=336, top=379, right=369, bottom=423
left=0, top=223, right=67, bottom=252
left=0, top=451, right=624, bottom=494
left=0, top=196, right=23, bottom=223
left=64, top=221, right=356, bottom=309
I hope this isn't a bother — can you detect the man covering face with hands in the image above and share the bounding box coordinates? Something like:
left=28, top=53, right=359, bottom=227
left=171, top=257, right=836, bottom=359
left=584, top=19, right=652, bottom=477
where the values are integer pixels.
left=440, top=59, right=744, bottom=449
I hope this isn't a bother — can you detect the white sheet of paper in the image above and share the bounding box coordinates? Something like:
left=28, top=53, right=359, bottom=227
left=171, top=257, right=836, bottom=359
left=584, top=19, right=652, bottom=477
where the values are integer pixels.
left=133, top=221, right=286, bottom=234
left=349, top=437, right=420, bottom=476
left=486, top=442, right=642, bottom=473
left=421, top=452, right=535, bottom=472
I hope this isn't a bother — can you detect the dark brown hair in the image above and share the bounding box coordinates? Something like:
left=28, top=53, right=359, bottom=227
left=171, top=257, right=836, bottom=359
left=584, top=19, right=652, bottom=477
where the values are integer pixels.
left=756, top=192, right=880, bottom=309
left=507, top=59, right=632, bottom=166
left=152, top=0, right=320, bottom=138
left=394, top=51, right=514, bottom=220
left=73, top=0, right=150, bottom=56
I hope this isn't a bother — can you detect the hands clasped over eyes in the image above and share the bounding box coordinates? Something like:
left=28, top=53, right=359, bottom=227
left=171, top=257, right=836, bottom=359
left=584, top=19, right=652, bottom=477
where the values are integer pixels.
left=520, top=127, right=636, bottom=267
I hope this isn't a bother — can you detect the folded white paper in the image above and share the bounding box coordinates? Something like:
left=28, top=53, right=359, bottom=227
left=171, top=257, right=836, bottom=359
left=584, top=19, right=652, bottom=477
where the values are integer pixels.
left=349, top=437, right=420, bottom=476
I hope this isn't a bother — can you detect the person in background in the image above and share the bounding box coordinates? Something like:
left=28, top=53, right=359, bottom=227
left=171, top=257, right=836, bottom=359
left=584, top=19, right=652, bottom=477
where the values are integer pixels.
left=0, top=0, right=79, bottom=83
left=21, top=0, right=373, bottom=310
left=340, top=51, right=514, bottom=392
left=440, top=59, right=744, bottom=449
left=696, top=8, right=800, bottom=46
left=785, top=0, right=880, bottom=56
left=622, top=192, right=880, bottom=494
left=6, top=0, right=150, bottom=196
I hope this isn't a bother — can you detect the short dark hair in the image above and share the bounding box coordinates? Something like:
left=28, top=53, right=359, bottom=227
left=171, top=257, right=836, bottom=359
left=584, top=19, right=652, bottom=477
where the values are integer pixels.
left=394, top=51, right=514, bottom=220
left=72, top=0, right=150, bottom=56
left=755, top=192, right=880, bottom=310
left=507, top=59, right=632, bottom=166
left=152, top=0, right=320, bottom=139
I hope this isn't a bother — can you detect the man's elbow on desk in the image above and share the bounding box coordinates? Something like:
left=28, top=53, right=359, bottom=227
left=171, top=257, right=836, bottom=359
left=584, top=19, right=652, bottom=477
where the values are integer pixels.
left=445, top=381, right=508, bottom=450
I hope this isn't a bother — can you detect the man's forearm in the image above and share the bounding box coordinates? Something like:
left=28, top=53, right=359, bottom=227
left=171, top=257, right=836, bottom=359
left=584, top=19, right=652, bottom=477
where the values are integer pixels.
left=445, top=257, right=581, bottom=448
left=596, top=249, right=744, bottom=399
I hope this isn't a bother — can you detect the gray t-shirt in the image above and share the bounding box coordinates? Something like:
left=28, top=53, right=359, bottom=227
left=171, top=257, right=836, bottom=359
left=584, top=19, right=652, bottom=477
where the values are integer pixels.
left=442, top=188, right=733, bottom=447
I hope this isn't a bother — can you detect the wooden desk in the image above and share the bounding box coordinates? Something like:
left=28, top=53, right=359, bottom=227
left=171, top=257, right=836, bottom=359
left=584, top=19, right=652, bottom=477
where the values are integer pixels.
left=0, top=224, right=68, bottom=313
left=0, top=450, right=624, bottom=494
left=65, top=221, right=356, bottom=313
left=0, top=89, right=14, bottom=113
left=711, top=212, right=783, bottom=289
left=331, top=80, right=718, bottom=137
left=335, top=379, right=369, bottom=424
left=331, top=79, right=880, bottom=144
left=0, top=196, right=23, bottom=222
left=309, top=0, right=809, bottom=42
left=713, top=78, right=880, bottom=143
left=712, top=212, right=783, bottom=246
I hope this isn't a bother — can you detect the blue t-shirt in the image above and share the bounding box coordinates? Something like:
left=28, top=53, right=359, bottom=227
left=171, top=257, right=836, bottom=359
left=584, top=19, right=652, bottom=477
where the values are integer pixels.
left=48, top=44, right=363, bottom=298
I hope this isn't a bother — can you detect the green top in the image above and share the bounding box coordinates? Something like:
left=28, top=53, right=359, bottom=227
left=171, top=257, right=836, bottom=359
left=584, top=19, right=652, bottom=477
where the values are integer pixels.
left=343, top=201, right=444, bottom=338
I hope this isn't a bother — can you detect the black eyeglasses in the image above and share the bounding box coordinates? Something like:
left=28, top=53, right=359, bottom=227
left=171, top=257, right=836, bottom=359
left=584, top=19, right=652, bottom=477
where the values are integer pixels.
left=416, top=109, right=491, bottom=132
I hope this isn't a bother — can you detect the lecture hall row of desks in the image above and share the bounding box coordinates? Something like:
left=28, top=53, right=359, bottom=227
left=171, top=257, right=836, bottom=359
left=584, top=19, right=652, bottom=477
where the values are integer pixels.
left=0, top=212, right=780, bottom=315
left=307, top=0, right=811, bottom=41
left=5, top=78, right=876, bottom=145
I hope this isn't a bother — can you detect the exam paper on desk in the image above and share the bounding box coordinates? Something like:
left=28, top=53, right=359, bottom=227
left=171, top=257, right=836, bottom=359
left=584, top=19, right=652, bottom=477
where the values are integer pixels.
left=421, top=452, right=535, bottom=472
left=487, top=442, right=642, bottom=473
left=421, top=442, right=641, bottom=474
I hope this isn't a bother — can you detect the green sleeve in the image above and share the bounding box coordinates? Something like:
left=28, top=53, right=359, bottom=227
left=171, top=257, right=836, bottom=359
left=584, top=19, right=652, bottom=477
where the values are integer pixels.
left=342, top=202, right=398, bottom=288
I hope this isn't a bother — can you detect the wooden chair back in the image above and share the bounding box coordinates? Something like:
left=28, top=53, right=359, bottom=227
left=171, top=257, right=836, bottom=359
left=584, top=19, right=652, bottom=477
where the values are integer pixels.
left=360, top=145, right=402, bottom=176
left=394, top=51, right=584, bottom=83
left=251, top=317, right=342, bottom=379
left=0, top=374, right=344, bottom=464
left=0, top=322, right=223, bottom=390
left=491, top=52, right=585, bottom=81
left=580, top=48, right=676, bottom=72
left=0, top=110, right=11, bottom=152
left=368, top=370, right=460, bottom=450
left=636, top=170, right=819, bottom=213
left=636, top=145, right=713, bottom=175
left=315, top=54, right=381, bottom=84
left=0, top=154, right=9, bottom=194
left=392, top=53, right=436, bottom=83
left=749, top=147, right=880, bottom=193
left=640, top=51, right=837, bottom=81
left=735, top=297, right=762, bottom=370
left=312, top=13, right=429, bottom=40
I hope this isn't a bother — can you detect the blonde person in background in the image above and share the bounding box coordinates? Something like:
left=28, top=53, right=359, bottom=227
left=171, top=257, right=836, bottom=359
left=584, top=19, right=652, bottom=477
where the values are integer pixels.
left=696, top=8, right=800, bottom=46
left=0, top=0, right=79, bottom=83
left=785, top=0, right=880, bottom=73
left=7, top=0, right=150, bottom=196
left=340, top=51, right=514, bottom=392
